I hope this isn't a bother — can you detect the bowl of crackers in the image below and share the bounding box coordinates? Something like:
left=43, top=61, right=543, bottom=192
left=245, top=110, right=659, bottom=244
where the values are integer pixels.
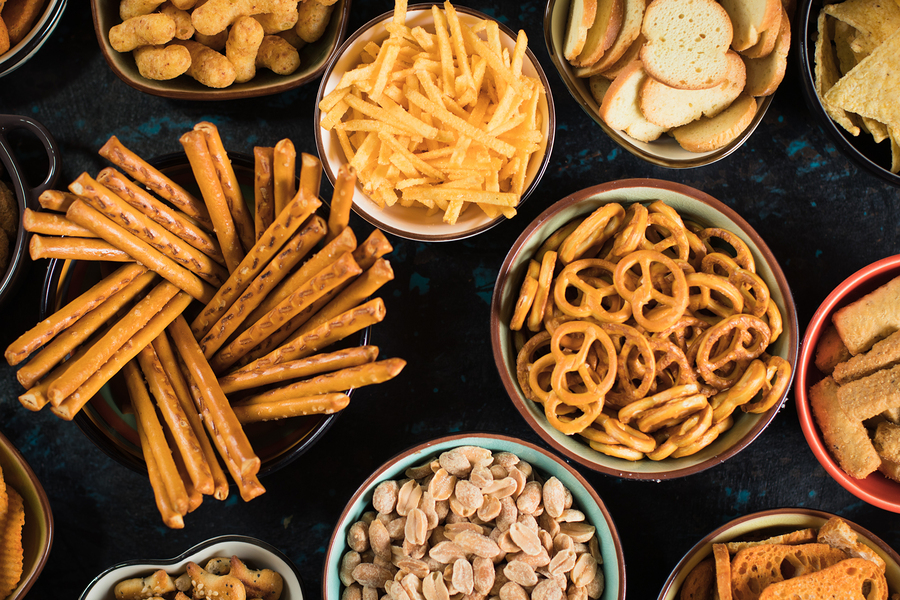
left=0, top=0, right=66, bottom=78
left=490, top=179, right=798, bottom=479
left=544, top=0, right=789, bottom=168
left=795, top=254, right=900, bottom=512
left=657, top=508, right=900, bottom=600
left=0, top=430, right=53, bottom=600
left=315, top=1, right=555, bottom=242
left=90, top=0, right=351, bottom=100
left=79, top=534, right=304, bottom=600
left=799, top=0, right=900, bottom=185
left=323, top=433, right=625, bottom=600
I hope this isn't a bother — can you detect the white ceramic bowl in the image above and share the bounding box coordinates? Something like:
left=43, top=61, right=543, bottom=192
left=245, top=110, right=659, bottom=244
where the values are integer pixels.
left=315, top=4, right=555, bottom=242
left=0, top=0, right=67, bottom=78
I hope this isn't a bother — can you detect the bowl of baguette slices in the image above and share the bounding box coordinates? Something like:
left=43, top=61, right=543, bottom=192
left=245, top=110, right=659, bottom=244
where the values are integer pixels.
left=657, top=509, right=900, bottom=600
left=544, top=0, right=789, bottom=167
left=796, top=254, right=900, bottom=512
left=798, top=0, right=900, bottom=185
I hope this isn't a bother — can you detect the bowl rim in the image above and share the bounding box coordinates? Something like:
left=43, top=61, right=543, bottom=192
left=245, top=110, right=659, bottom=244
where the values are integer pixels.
left=490, top=177, right=799, bottom=479
left=88, top=0, right=352, bottom=100
left=321, top=432, right=627, bottom=600
left=795, top=0, right=900, bottom=187
left=314, top=3, right=556, bottom=242
left=655, top=507, right=900, bottom=600
left=0, top=0, right=68, bottom=78
left=795, top=254, right=900, bottom=512
left=542, top=0, right=774, bottom=169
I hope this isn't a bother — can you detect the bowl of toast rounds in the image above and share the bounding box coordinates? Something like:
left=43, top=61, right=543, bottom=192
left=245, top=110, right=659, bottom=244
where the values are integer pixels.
left=0, top=0, right=66, bottom=78
left=544, top=0, right=789, bottom=168
left=657, top=509, right=900, bottom=600
left=799, top=0, right=900, bottom=186
left=315, top=1, right=554, bottom=242
left=490, top=179, right=798, bottom=480
left=796, top=254, right=900, bottom=512
left=323, top=433, right=625, bottom=600
left=90, top=0, right=351, bottom=100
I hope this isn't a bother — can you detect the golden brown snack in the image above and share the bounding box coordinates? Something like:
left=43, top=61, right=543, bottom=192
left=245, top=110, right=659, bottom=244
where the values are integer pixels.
left=730, top=543, right=849, bottom=600
left=133, top=43, right=192, bottom=80
left=229, top=556, right=283, bottom=600
left=109, top=13, right=176, bottom=52
left=3, top=0, right=47, bottom=45
left=757, top=558, right=887, bottom=600
left=255, top=34, right=300, bottom=74
left=680, top=557, right=715, bottom=600
left=185, top=562, right=247, bottom=600
left=29, top=235, right=133, bottom=262
left=814, top=324, right=851, bottom=375
left=837, top=363, right=900, bottom=421
left=159, top=1, right=193, bottom=38
left=810, top=376, right=881, bottom=479
left=713, top=543, right=732, bottom=600
left=0, top=487, right=24, bottom=598
left=833, top=329, right=900, bottom=384
left=0, top=180, right=17, bottom=239
left=226, top=16, right=264, bottom=84
left=234, top=392, right=350, bottom=423
left=726, top=528, right=817, bottom=554
left=0, top=17, right=10, bottom=55
left=272, top=138, right=296, bottom=217
left=23, top=208, right=95, bottom=237
left=816, top=516, right=886, bottom=571
left=874, top=421, right=900, bottom=463
left=190, top=0, right=296, bottom=35
left=119, top=0, right=166, bottom=20
left=174, top=39, right=236, bottom=88
left=326, top=164, right=355, bottom=243
left=114, top=568, right=179, bottom=600
left=295, top=0, right=333, bottom=43
left=253, top=146, right=275, bottom=240
left=37, top=189, right=78, bottom=212
left=833, top=275, right=900, bottom=355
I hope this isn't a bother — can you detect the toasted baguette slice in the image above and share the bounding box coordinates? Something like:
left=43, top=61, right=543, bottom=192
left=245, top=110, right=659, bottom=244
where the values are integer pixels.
left=573, top=0, right=646, bottom=76
left=742, top=9, right=790, bottom=96
left=740, top=4, right=783, bottom=58
left=598, top=60, right=668, bottom=142
left=600, top=32, right=645, bottom=79
left=564, top=0, right=599, bottom=62
left=572, top=0, right=624, bottom=67
left=640, top=50, right=745, bottom=128
left=640, top=0, right=733, bottom=89
left=588, top=74, right=612, bottom=104
left=758, top=558, right=888, bottom=600
left=730, top=543, right=850, bottom=600
left=721, top=0, right=782, bottom=52
left=680, top=557, right=715, bottom=600
left=809, top=376, right=881, bottom=479
left=672, top=93, right=756, bottom=152
left=817, top=516, right=887, bottom=572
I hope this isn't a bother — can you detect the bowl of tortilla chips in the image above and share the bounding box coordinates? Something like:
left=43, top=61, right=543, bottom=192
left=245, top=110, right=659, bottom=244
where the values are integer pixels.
left=799, top=0, right=900, bottom=186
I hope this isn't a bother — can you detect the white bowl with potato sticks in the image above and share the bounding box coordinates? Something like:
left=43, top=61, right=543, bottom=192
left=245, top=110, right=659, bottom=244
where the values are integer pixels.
left=490, top=179, right=798, bottom=479
left=315, top=2, right=555, bottom=242
left=324, top=433, right=625, bottom=600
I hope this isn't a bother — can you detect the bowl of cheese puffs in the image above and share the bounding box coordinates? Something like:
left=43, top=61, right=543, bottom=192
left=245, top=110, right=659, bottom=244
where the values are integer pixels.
left=0, top=0, right=67, bottom=78
left=796, top=254, right=900, bottom=512
left=90, top=0, right=351, bottom=99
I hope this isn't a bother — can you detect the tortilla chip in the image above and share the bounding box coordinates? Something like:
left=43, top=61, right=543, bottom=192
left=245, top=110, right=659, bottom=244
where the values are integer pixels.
left=889, top=125, right=900, bottom=172
left=0, top=487, right=24, bottom=599
left=824, top=0, right=900, bottom=55
left=815, top=11, right=861, bottom=135
left=834, top=20, right=862, bottom=71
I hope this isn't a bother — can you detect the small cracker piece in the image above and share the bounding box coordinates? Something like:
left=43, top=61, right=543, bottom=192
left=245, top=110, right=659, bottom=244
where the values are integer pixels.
left=817, top=516, right=887, bottom=572
left=810, top=376, right=881, bottom=479
left=838, top=363, right=900, bottom=421
left=874, top=420, right=900, bottom=463
left=833, top=274, right=900, bottom=355
left=833, top=329, right=900, bottom=384
left=0, top=487, right=24, bottom=600
left=815, top=324, right=852, bottom=375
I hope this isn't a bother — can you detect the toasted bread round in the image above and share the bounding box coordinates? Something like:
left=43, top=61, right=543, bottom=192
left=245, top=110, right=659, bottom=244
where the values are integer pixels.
left=589, top=73, right=612, bottom=104
left=573, top=0, right=646, bottom=76
left=564, top=0, right=599, bottom=62
left=740, top=4, right=783, bottom=58
left=600, top=32, right=645, bottom=79
left=680, top=557, right=715, bottom=600
left=672, top=93, right=757, bottom=152
left=721, top=0, right=783, bottom=51
left=640, top=0, right=734, bottom=90
left=572, top=0, right=625, bottom=67
left=742, top=9, right=790, bottom=96
left=598, top=60, right=669, bottom=142
left=757, top=558, right=888, bottom=600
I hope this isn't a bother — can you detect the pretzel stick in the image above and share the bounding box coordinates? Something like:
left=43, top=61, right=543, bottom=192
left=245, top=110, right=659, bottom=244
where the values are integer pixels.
left=195, top=122, right=255, bottom=253
left=254, top=146, right=275, bottom=241
left=189, top=190, right=322, bottom=339
left=218, top=345, right=380, bottom=394
left=66, top=200, right=216, bottom=303
left=152, top=331, right=230, bottom=500
left=180, top=130, right=245, bottom=272
left=167, top=424, right=205, bottom=513
left=198, top=216, right=327, bottom=358
left=352, top=229, right=393, bottom=270
left=136, top=418, right=185, bottom=529
left=273, top=138, right=296, bottom=217
left=137, top=344, right=215, bottom=496
left=234, top=298, right=386, bottom=373
left=23, top=209, right=96, bottom=237
left=16, top=271, right=158, bottom=389
left=5, top=262, right=148, bottom=365
left=99, top=135, right=213, bottom=230
left=29, top=235, right=133, bottom=262
left=168, top=315, right=260, bottom=478
left=98, top=167, right=225, bottom=265
left=298, top=152, right=321, bottom=206
left=234, top=393, right=350, bottom=424
left=46, top=281, right=181, bottom=406
left=326, top=164, right=356, bottom=243
left=209, top=252, right=362, bottom=373
left=18, top=328, right=106, bottom=411
left=70, top=173, right=229, bottom=286
left=38, top=189, right=79, bottom=212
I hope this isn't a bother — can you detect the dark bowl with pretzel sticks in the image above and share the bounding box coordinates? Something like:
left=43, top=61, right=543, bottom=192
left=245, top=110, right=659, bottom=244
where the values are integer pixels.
left=490, top=179, right=798, bottom=480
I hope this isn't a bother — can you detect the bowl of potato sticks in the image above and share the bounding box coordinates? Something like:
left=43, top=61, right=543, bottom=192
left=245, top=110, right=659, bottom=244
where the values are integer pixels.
left=544, top=0, right=788, bottom=168
left=7, top=122, right=403, bottom=528
left=79, top=534, right=304, bottom=600
left=90, top=0, right=351, bottom=100
left=0, top=0, right=66, bottom=78
left=490, top=179, right=798, bottom=479
left=324, top=432, right=625, bottom=600
left=795, top=254, right=900, bottom=512
left=799, top=0, right=900, bottom=185
left=315, top=1, right=555, bottom=242
left=657, top=508, right=900, bottom=600
left=0, top=430, right=53, bottom=600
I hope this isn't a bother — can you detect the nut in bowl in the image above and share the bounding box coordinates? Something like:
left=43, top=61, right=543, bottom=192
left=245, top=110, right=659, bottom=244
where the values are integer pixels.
left=315, top=2, right=555, bottom=242
left=323, top=433, right=625, bottom=600
left=491, top=179, right=798, bottom=479
left=543, top=0, right=785, bottom=168
left=795, top=254, right=900, bottom=512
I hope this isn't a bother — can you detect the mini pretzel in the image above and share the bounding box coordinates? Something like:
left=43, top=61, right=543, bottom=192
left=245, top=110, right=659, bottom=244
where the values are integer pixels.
left=543, top=393, right=602, bottom=435
left=557, top=203, right=626, bottom=264
left=635, top=393, right=709, bottom=433
left=670, top=415, right=733, bottom=458
left=764, top=298, right=783, bottom=344
left=607, top=202, right=649, bottom=260
left=685, top=272, right=744, bottom=318
left=648, top=336, right=698, bottom=391
left=594, top=411, right=657, bottom=453
left=613, top=249, right=689, bottom=332
left=549, top=321, right=618, bottom=407
left=741, top=355, right=791, bottom=414
left=697, top=227, right=755, bottom=273
left=710, top=359, right=767, bottom=424
left=641, top=204, right=692, bottom=262
left=553, top=258, right=631, bottom=324
left=646, top=404, right=713, bottom=460
left=617, top=383, right=701, bottom=425
left=510, top=273, right=539, bottom=331
left=693, top=314, right=771, bottom=390
left=515, top=331, right=552, bottom=403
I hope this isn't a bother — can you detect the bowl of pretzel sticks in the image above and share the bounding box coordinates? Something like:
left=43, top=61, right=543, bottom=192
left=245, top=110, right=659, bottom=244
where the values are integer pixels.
left=490, top=179, right=798, bottom=479
left=6, top=121, right=405, bottom=528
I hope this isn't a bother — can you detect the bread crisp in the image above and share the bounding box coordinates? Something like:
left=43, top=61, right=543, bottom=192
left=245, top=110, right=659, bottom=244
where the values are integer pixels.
left=720, top=0, right=781, bottom=52
left=672, top=93, right=757, bottom=152
left=816, top=516, right=887, bottom=572
left=573, top=0, right=646, bottom=76
left=810, top=376, right=881, bottom=479
left=730, top=543, right=849, bottom=600
left=680, top=557, right=715, bottom=600
left=833, top=329, right=900, bottom=384
left=837, top=363, right=900, bottom=422
left=597, top=59, right=669, bottom=142
left=833, top=275, right=900, bottom=355
left=742, top=7, right=790, bottom=97
left=564, top=0, right=599, bottom=62
left=571, top=0, right=623, bottom=67
left=757, top=558, right=888, bottom=600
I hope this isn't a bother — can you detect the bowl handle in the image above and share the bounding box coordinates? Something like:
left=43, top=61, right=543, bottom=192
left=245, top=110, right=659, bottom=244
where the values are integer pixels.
left=0, top=114, right=61, bottom=210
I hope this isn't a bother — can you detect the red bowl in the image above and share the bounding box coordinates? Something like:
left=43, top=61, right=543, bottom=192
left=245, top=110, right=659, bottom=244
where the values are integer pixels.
left=795, top=254, right=900, bottom=512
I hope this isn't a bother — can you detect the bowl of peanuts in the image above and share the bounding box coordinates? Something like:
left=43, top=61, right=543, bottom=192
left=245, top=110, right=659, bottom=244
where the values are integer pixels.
left=90, top=0, right=351, bottom=100
left=324, top=433, right=625, bottom=600
left=490, top=179, right=798, bottom=479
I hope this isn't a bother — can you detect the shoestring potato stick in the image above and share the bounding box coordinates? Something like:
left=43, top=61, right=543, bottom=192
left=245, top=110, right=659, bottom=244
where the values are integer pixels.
left=28, top=236, right=133, bottom=262
left=17, top=330, right=106, bottom=412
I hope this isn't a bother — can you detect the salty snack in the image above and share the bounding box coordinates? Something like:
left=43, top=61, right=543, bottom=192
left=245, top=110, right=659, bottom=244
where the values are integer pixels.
left=0, top=0, right=48, bottom=55
left=0, top=466, right=24, bottom=599
left=0, top=178, right=17, bottom=273
left=510, top=199, right=789, bottom=461
left=339, top=446, right=605, bottom=600
left=318, top=0, right=546, bottom=224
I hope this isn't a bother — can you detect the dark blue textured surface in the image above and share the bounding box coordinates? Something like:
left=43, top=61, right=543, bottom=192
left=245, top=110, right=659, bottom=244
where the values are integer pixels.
left=0, top=1, right=899, bottom=599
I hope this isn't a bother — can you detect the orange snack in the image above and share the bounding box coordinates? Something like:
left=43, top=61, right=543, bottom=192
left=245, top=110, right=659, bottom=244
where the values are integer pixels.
left=234, top=392, right=351, bottom=423
left=23, top=208, right=95, bottom=237
left=272, top=138, right=296, bottom=217
left=253, top=146, right=275, bottom=240
left=29, top=235, right=133, bottom=262
left=326, top=164, right=356, bottom=243
left=0, top=487, right=24, bottom=598
left=37, top=189, right=78, bottom=212
left=136, top=417, right=185, bottom=529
